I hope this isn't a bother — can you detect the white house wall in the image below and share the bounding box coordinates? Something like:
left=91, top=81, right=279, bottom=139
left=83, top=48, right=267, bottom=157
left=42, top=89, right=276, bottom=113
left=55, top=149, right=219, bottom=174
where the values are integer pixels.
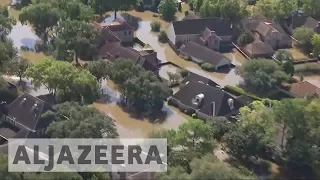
left=166, top=23, right=176, bottom=45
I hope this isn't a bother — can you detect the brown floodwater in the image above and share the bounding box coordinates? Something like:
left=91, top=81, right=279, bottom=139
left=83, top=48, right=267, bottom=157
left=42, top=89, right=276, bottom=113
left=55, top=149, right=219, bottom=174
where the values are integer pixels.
left=94, top=79, right=190, bottom=138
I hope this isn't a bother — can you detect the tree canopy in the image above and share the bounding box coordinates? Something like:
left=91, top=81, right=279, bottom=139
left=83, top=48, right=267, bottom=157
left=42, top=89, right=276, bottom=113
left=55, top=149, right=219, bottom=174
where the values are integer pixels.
left=6, top=57, right=30, bottom=82
left=26, top=59, right=99, bottom=103
left=108, top=59, right=171, bottom=116
left=237, top=59, right=289, bottom=93
left=158, top=0, right=177, bottom=21
left=293, top=27, right=314, bottom=51
left=199, top=0, right=247, bottom=21
left=53, top=20, right=98, bottom=62
left=311, top=33, right=320, bottom=57
left=45, top=101, right=118, bottom=138
left=19, top=3, right=61, bottom=43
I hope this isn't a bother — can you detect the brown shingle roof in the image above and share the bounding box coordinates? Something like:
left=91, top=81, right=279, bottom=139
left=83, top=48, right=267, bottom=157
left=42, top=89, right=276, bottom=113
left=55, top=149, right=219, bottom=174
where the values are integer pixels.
left=243, top=41, right=275, bottom=57
left=104, top=18, right=134, bottom=32
left=289, top=81, right=320, bottom=98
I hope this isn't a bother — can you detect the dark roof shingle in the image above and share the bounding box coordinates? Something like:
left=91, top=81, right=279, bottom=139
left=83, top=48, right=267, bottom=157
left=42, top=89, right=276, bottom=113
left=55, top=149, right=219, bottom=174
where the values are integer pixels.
left=179, top=42, right=231, bottom=66
left=171, top=81, right=243, bottom=117
left=172, top=18, right=232, bottom=36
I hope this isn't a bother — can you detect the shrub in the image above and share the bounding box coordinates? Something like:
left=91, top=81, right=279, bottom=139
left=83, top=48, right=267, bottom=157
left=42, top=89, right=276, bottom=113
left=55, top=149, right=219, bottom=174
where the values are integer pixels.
left=223, top=85, right=262, bottom=101
left=185, top=10, right=189, bottom=16
left=192, top=113, right=197, bottom=118
left=158, top=31, right=168, bottom=43
left=135, top=0, right=144, bottom=12
left=201, top=63, right=214, bottom=71
left=152, top=14, right=159, bottom=17
left=295, top=63, right=320, bottom=75
left=184, top=56, right=191, bottom=61
left=237, top=30, right=254, bottom=46
left=150, top=21, right=161, bottom=32
left=35, top=40, right=45, bottom=52
left=197, top=60, right=204, bottom=66
left=180, top=68, right=189, bottom=77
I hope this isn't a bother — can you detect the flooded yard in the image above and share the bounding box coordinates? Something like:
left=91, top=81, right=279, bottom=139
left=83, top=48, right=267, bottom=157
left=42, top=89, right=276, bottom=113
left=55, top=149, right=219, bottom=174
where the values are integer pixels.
left=159, top=64, right=181, bottom=81
left=94, top=79, right=189, bottom=138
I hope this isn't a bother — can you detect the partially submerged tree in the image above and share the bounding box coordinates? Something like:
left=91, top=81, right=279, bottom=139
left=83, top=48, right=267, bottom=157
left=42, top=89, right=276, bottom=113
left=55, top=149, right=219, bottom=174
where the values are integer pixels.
left=45, top=102, right=118, bottom=138
left=237, top=59, right=289, bottom=93
left=158, top=0, right=177, bottom=21
left=311, top=33, right=320, bottom=57
left=19, top=3, right=61, bottom=43
left=54, top=20, right=99, bottom=63
left=6, top=57, right=30, bottom=83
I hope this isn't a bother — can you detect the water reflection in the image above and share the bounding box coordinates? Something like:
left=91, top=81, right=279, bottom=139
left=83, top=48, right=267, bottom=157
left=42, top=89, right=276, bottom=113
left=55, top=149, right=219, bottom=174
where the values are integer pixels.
left=94, top=79, right=189, bottom=138
left=8, top=22, right=39, bottom=50
left=103, top=12, right=142, bottom=30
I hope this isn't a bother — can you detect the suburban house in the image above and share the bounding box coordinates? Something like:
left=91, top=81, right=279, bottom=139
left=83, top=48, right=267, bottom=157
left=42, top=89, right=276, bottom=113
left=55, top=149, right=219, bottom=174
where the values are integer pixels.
left=100, top=18, right=134, bottom=43
left=166, top=17, right=233, bottom=51
left=169, top=81, right=247, bottom=120
left=98, top=41, right=160, bottom=73
left=286, top=14, right=320, bottom=34
left=280, top=81, right=320, bottom=98
left=242, top=41, right=275, bottom=58
left=0, top=93, right=53, bottom=150
left=179, top=42, right=231, bottom=70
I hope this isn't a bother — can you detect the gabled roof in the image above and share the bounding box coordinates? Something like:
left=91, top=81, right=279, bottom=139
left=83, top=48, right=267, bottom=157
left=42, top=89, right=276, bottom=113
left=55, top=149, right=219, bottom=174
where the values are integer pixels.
left=180, top=72, right=220, bottom=88
left=172, top=18, right=232, bottom=36
left=171, top=81, right=243, bottom=117
left=289, top=81, right=320, bottom=98
left=179, top=42, right=231, bottom=66
left=243, top=41, right=275, bottom=56
left=290, top=15, right=319, bottom=30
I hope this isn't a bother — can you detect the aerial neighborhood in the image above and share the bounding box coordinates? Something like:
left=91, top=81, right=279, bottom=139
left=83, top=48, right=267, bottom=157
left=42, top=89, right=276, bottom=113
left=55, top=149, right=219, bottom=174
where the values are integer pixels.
left=0, top=0, right=320, bottom=179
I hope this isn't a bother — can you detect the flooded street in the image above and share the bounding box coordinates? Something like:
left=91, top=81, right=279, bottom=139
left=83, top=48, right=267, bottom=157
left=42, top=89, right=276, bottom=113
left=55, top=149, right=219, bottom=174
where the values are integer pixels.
left=8, top=22, right=39, bottom=49
left=94, top=79, right=189, bottom=138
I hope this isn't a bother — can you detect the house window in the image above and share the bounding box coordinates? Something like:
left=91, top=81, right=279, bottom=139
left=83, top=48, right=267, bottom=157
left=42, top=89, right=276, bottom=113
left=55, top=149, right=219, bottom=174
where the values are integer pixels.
left=128, top=31, right=131, bottom=35
left=205, top=41, right=208, bottom=46
left=124, top=31, right=127, bottom=35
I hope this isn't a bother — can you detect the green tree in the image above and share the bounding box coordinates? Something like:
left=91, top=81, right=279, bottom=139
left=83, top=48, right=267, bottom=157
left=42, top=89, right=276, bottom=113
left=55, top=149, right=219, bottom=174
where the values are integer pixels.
left=57, top=0, right=94, bottom=21
left=273, top=0, right=297, bottom=18
left=190, top=154, right=255, bottom=179
left=199, top=0, right=247, bottom=21
left=108, top=59, right=171, bottom=115
left=85, top=60, right=111, bottom=80
left=54, top=20, right=99, bottom=63
left=311, top=33, right=320, bottom=57
left=158, top=0, right=177, bottom=21
left=293, top=27, right=314, bottom=51
left=26, top=59, right=99, bottom=103
left=19, top=3, right=61, bottom=43
left=45, top=102, right=118, bottom=138
left=272, top=99, right=320, bottom=178
left=252, top=0, right=276, bottom=18
left=274, top=50, right=293, bottom=61
left=0, top=7, right=16, bottom=40
left=207, top=116, right=234, bottom=141
left=0, top=39, right=17, bottom=70
left=166, top=119, right=214, bottom=171
left=6, top=57, right=30, bottom=83
left=237, top=30, right=254, bottom=46
left=157, top=167, right=190, bottom=180
left=281, top=60, right=295, bottom=76
left=193, top=0, right=204, bottom=11
left=237, top=59, right=289, bottom=93
left=302, top=0, right=320, bottom=17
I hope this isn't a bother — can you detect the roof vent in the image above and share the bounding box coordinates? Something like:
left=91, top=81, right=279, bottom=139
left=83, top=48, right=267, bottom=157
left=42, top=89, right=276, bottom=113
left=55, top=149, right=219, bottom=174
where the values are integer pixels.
left=192, top=93, right=204, bottom=108
left=33, top=103, right=39, bottom=112
left=22, top=98, right=27, bottom=105
left=228, top=98, right=234, bottom=110
left=185, top=81, right=189, bottom=85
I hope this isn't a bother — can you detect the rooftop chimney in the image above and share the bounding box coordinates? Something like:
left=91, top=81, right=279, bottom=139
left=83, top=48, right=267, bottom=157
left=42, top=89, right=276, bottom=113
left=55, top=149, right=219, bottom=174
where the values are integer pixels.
left=22, top=98, right=27, bottom=105
left=33, top=103, right=39, bottom=112
left=212, top=102, right=216, bottom=117
left=228, top=98, right=234, bottom=110
left=192, top=94, right=204, bottom=108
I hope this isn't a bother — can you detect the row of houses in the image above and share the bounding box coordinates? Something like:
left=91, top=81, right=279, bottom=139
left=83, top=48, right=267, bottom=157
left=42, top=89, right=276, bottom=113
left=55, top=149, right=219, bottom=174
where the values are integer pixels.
left=166, top=12, right=320, bottom=60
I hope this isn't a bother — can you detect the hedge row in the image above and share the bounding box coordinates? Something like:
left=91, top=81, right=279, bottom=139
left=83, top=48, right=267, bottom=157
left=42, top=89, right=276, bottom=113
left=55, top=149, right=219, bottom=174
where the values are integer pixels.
left=223, top=85, right=262, bottom=101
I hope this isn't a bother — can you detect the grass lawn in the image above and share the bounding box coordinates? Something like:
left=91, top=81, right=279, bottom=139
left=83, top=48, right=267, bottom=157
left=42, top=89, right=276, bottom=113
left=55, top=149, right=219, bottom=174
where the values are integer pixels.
left=20, top=51, right=50, bottom=64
